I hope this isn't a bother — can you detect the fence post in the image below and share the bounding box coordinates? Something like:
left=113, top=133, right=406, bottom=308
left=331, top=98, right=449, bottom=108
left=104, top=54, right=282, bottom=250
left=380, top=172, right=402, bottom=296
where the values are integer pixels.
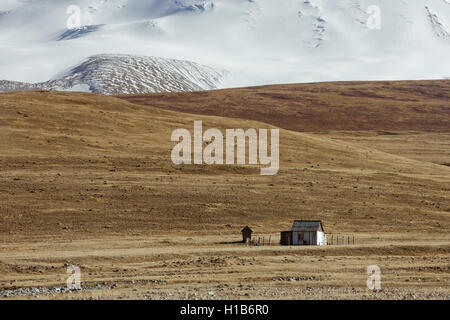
left=269, top=235, right=272, bottom=246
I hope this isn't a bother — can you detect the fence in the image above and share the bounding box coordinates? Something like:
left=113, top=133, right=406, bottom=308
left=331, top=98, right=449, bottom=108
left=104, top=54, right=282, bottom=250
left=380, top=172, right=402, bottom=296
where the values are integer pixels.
left=245, top=234, right=356, bottom=246
left=246, top=235, right=272, bottom=246
left=327, top=234, right=355, bottom=245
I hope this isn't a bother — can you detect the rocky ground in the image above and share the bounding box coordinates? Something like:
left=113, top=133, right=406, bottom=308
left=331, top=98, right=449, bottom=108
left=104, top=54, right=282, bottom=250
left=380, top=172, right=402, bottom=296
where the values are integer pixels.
left=1, top=234, right=449, bottom=300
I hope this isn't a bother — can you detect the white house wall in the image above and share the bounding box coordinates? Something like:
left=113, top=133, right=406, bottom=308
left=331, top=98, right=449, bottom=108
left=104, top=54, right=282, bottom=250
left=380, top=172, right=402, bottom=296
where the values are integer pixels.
left=317, top=232, right=326, bottom=246
left=292, top=231, right=326, bottom=245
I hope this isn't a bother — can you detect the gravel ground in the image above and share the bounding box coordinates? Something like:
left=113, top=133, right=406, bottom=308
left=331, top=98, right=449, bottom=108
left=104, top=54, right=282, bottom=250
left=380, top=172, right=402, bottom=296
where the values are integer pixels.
left=2, top=282, right=448, bottom=300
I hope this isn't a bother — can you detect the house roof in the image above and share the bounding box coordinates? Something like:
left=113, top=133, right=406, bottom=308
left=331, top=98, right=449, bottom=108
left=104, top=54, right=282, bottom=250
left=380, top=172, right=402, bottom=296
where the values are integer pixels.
left=291, top=220, right=324, bottom=232
left=241, top=226, right=253, bottom=232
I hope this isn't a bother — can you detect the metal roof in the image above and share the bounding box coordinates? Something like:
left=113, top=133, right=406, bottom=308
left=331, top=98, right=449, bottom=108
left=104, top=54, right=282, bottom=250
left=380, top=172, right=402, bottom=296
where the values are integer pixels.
left=291, top=220, right=324, bottom=232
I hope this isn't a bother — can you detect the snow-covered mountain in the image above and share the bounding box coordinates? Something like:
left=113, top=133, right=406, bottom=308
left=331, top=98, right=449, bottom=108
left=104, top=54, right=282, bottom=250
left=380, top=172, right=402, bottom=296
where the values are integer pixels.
left=0, top=54, right=226, bottom=94
left=0, top=0, right=449, bottom=93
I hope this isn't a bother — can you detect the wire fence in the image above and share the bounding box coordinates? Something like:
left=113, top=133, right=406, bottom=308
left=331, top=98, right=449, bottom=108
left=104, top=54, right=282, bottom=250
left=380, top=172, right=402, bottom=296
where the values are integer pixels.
left=327, top=234, right=355, bottom=246
left=245, top=234, right=356, bottom=246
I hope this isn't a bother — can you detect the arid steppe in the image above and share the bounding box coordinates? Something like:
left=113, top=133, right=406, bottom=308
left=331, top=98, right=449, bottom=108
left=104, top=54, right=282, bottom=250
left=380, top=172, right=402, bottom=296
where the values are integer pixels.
left=0, top=81, right=449, bottom=299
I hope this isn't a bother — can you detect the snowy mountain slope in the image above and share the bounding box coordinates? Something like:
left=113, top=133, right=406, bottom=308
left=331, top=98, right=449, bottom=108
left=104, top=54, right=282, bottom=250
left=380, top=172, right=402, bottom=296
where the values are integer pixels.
left=425, top=5, right=450, bottom=42
left=0, top=54, right=226, bottom=94
left=0, top=0, right=449, bottom=90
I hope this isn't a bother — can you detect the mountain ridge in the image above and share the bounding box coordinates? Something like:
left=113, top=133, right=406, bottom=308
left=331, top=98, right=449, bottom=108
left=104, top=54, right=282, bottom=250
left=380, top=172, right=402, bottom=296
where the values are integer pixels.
left=0, top=54, right=227, bottom=94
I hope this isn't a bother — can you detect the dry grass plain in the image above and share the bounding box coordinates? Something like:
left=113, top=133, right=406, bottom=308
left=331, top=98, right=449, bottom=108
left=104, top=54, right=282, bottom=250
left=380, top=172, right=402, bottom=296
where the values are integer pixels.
left=0, top=81, right=449, bottom=299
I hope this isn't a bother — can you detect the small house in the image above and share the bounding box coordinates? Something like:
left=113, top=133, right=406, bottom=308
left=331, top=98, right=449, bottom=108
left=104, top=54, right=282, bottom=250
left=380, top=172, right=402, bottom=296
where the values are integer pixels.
left=241, top=226, right=253, bottom=243
left=280, top=220, right=326, bottom=246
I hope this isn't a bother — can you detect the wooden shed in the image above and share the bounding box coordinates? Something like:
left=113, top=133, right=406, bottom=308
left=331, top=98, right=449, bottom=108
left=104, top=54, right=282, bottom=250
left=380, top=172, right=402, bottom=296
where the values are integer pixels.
left=280, top=231, right=293, bottom=245
left=241, top=226, right=253, bottom=243
left=280, top=220, right=327, bottom=246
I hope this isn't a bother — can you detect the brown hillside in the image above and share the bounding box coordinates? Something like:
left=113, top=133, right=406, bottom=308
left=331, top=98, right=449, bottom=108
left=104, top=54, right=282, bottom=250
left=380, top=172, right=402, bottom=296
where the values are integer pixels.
left=0, top=91, right=449, bottom=243
left=117, top=80, right=450, bottom=132
left=0, top=90, right=449, bottom=300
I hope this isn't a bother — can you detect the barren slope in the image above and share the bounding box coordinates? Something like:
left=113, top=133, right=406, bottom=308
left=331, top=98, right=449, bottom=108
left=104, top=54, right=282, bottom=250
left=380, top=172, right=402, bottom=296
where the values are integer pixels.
left=118, top=80, right=450, bottom=165
left=0, top=91, right=449, bottom=242
left=117, top=80, right=450, bottom=132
